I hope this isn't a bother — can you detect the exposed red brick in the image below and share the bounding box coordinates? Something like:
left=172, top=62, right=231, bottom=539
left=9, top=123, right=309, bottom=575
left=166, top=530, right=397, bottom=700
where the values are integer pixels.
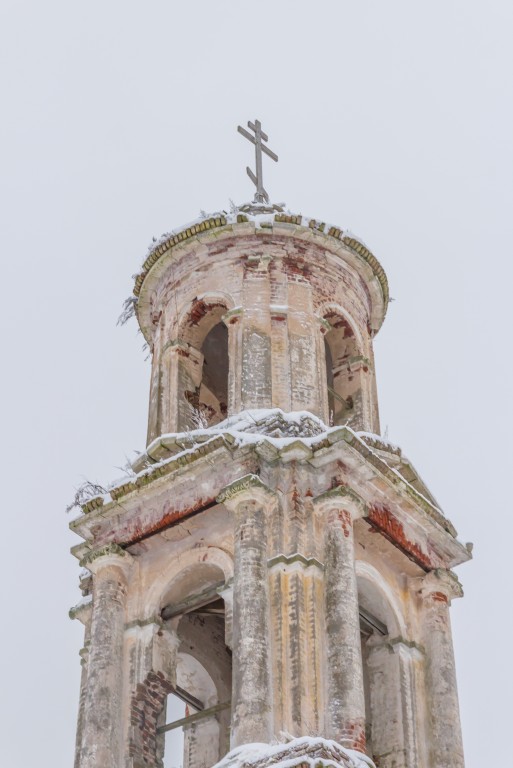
left=129, top=670, right=175, bottom=766
left=367, top=503, right=436, bottom=571
left=340, top=719, right=366, bottom=753
left=187, top=299, right=225, bottom=326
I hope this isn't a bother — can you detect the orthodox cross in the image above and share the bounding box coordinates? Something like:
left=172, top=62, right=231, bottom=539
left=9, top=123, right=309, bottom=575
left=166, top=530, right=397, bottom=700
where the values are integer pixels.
left=237, top=119, right=278, bottom=203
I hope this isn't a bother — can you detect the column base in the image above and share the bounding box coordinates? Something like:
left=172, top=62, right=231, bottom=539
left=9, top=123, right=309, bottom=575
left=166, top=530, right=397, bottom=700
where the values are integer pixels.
left=213, top=737, right=375, bottom=768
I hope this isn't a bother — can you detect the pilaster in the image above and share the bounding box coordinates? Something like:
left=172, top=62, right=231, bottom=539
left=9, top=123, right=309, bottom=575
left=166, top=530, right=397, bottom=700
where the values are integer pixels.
left=76, top=545, right=133, bottom=768
left=223, top=309, right=243, bottom=415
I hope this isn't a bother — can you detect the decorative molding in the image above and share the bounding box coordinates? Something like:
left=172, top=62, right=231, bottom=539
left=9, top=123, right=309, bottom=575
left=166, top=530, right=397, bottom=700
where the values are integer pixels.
left=313, top=485, right=368, bottom=518
left=134, top=215, right=388, bottom=325
left=217, top=473, right=277, bottom=510
left=267, top=552, right=324, bottom=574
left=420, top=568, right=463, bottom=602
left=79, top=543, right=133, bottom=573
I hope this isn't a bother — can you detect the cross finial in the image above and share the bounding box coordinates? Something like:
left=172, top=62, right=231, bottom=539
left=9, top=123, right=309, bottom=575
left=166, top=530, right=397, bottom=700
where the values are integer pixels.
left=237, top=119, right=278, bottom=204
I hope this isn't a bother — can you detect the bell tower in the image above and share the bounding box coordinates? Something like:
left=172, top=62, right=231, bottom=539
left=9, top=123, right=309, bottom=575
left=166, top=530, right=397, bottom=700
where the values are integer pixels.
left=70, top=123, right=471, bottom=768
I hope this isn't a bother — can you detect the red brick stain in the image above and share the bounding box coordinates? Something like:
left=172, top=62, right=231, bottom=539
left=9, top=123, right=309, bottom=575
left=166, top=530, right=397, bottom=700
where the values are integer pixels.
left=187, top=299, right=225, bottom=327
left=100, top=497, right=217, bottom=549
left=283, top=253, right=311, bottom=279
left=367, top=503, right=435, bottom=571
left=324, top=313, right=354, bottom=337
left=338, top=508, right=352, bottom=538
left=431, top=591, right=448, bottom=603
left=341, top=720, right=366, bottom=753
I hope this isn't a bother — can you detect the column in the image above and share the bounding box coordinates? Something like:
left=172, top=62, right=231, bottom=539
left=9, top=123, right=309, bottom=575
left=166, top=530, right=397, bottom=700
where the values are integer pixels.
left=317, top=488, right=367, bottom=752
left=218, top=476, right=274, bottom=747
left=316, top=318, right=331, bottom=425
left=163, top=341, right=203, bottom=433
left=222, top=309, right=242, bottom=416
left=77, top=545, right=133, bottom=768
left=420, top=569, right=465, bottom=768
left=70, top=598, right=92, bottom=768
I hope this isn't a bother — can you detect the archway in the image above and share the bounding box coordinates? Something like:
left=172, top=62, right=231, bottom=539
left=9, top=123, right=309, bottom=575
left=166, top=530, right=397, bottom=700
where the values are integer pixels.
left=159, top=562, right=232, bottom=768
left=324, top=312, right=365, bottom=429
left=178, top=299, right=230, bottom=429
left=357, top=568, right=414, bottom=768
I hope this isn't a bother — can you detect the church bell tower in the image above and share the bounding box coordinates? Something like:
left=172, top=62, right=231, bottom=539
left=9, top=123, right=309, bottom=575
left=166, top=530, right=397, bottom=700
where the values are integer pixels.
left=70, top=121, right=470, bottom=768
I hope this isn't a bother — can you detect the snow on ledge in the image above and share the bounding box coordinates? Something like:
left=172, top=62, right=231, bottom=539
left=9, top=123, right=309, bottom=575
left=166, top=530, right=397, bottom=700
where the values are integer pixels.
left=212, top=737, right=375, bottom=768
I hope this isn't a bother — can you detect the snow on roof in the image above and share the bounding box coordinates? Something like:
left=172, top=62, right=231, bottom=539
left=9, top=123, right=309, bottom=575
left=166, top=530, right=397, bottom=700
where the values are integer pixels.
left=211, top=736, right=375, bottom=768
left=132, top=201, right=387, bottom=307
left=73, top=409, right=445, bottom=536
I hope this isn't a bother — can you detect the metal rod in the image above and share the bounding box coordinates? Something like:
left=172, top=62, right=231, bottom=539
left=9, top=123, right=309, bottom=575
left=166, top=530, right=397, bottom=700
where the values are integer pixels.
left=327, top=385, right=350, bottom=409
left=157, top=701, right=231, bottom=735
left=161, top=580, right=225, bottom=621
left=175, top=685, right=204, bottom=713
left=359, top=606, right=387, bottom=636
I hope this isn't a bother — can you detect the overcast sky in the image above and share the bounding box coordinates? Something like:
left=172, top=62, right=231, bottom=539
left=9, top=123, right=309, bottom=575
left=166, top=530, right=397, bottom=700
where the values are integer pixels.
left=1, top=2, right=512, bottom=766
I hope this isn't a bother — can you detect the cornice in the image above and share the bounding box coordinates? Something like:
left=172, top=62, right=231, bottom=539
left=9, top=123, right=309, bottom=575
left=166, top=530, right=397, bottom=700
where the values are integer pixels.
left=133, top=214, right=389, bottom=329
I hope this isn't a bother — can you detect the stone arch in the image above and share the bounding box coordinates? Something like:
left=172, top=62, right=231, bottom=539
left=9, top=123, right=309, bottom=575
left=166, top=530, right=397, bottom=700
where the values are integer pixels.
left=177, top=291, right=235, bottom=348
left=317, top=302, right=366, bottom=352
left=355, top=562, right=413, bottom=768
left=145, top=545, right=234, bottom=620
left=131, top=549, right=234, bottom=768
left=175, top=294, right=234, bottom=428
left=321, top=305, right=367, bottom=429
left=355, top=560, right=406, bottom=637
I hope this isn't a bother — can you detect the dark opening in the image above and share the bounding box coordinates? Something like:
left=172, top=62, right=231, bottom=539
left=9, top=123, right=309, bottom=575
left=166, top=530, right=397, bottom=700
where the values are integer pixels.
left=196, top=322, right=228, bottom=426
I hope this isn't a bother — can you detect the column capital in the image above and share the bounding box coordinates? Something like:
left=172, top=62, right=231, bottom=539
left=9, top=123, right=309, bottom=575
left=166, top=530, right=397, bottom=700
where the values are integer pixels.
left=217, top=473, right=278, bottom=512
left=79, top=543, right=134, bottom=578
left=420, top=569, right=463, bottom=604
left=313, top=485, right=367, bottom=520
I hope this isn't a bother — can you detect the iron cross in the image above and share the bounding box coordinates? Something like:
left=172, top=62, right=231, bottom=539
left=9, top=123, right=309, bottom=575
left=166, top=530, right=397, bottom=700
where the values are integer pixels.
left=237, top=119, right=278, bottom=203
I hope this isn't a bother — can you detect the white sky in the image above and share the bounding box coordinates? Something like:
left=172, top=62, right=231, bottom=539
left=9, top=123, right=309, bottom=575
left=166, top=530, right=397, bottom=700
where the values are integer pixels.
left=1, top=2, right=512, bottom=766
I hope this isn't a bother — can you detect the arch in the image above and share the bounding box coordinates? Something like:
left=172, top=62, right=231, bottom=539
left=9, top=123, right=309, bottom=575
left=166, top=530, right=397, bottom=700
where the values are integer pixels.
left=175, top=295, right=233, bottom=428
left=133, top=547, right=234, bottom=768
left=316, top=302, right=365, bottom=349
left=321, top=306, right=366, bottom=429
left=355, top=560, right=406, bottom=638
left=178, top=293, right=234, bottom=349
left=144, top=545, right=234, bottom=620
left=356, top=562, right=412, bottom=768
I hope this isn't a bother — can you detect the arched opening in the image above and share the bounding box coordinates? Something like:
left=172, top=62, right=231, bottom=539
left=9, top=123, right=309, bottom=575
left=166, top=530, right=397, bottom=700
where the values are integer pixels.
left=197, top=322, right=228, bottom=426
left=179, top=300, right=230, bottom=429
left=357, top=573, right=410, bottom=768
left=159, top=563, right=232, bottom=768
left=324, top=312, right=366, bottom=429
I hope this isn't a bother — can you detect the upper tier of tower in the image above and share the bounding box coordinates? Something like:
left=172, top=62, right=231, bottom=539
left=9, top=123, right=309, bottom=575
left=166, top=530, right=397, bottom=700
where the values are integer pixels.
left=134, top=203, right=389, bottom=445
